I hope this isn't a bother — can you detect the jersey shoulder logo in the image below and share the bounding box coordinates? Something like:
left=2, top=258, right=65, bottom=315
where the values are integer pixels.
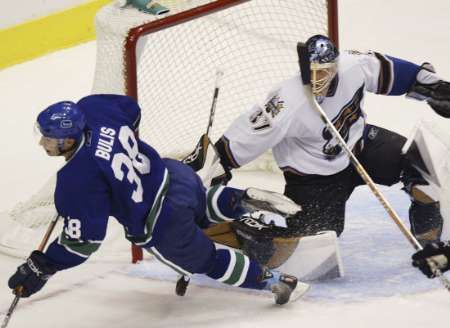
left=249, top=107, right=271, bottom=132
left=264, top=94, right=285, bottom=118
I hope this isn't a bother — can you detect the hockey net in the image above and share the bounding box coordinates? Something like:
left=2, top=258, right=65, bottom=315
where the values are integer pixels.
left=1, top=0, right=338, bottom=260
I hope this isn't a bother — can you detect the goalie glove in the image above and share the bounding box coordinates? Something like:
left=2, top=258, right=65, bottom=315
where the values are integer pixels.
left=8, top=251, right=57, bottom=298
left=407, top=63, right=450, bottom=118
left=412, top=241, right=450, bottom=278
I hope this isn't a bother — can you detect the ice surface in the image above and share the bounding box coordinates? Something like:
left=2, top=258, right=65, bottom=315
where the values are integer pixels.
left=1, top=0, right=450, bottom=327
left=1, top=176, right=449, bottom=328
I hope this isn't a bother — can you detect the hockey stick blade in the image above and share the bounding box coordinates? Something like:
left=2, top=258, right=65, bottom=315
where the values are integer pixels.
left=182, top=134, right=210, bottom=172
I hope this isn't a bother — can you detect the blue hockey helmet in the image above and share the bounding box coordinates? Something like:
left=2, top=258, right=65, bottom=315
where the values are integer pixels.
left=36, top=101, right=86, bottom=140
left=306, top=34, right=339, bottom=64
left=298, top=35, right=339, bottom=96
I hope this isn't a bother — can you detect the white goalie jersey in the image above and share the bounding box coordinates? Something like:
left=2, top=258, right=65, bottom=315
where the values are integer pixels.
left=222, top=51, right=393, bottom=176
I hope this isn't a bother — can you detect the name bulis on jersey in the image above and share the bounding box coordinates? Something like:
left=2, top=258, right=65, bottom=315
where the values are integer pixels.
left=95, top=127, right=116, bottom=160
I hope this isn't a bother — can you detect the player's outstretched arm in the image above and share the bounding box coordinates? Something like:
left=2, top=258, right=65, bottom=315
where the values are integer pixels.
left=407, top=63, right=450, bottom=118
left=412, top=241, right=450, bottom=278
left=7, top=251, right=57, bottom=298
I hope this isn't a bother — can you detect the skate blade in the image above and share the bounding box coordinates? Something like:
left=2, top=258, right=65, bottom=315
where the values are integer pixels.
left=290, top=281, right=311, bottom=302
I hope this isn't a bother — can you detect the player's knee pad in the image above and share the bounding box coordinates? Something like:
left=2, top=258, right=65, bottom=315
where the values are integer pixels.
left=409, top=200, right=443, bottom=245
left=400, top=155, right=443, bottom=245
left=400, top=155, right=429, bottom=196
left=400, top=151, right=437, bottom=204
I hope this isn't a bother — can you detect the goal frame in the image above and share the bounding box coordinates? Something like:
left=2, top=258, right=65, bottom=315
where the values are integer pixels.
left=120, top=0, right=339, bottom=263
left=125, top=0, right=339, bottom=99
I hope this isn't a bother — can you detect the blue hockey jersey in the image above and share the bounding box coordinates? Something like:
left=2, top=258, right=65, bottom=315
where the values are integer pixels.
left=45, top=95, right=168, bottom=270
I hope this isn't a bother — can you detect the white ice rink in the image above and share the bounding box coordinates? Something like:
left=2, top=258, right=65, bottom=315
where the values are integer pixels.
left=1, top=1, right=450, bottom=327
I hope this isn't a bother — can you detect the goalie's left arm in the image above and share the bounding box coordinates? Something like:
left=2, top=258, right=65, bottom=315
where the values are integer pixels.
left=407, top=63, right=450, bottom=118
left=356, top=52, right=450, bottom=118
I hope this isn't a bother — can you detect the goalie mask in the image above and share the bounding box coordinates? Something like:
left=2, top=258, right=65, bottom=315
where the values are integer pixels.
left=298, top=34, right=339, bottom=97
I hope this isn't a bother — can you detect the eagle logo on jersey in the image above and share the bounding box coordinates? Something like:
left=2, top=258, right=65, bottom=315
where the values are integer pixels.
left=250, top=94, right=284, bottom=132
left=264, top=94, right=285, bottom=118
left=322, top=85, right=364, bottom=159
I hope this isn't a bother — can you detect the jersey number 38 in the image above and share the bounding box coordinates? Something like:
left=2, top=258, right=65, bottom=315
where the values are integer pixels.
left=111, top=126, right=150, bottom=203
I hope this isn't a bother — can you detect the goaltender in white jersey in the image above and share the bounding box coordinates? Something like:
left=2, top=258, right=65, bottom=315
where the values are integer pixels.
left=223, top=51, right=377, bottom=176
left=215, top=35, right=450, bottom=245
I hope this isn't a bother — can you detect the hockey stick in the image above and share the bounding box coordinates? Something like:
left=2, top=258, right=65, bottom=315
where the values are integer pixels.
left=182, top=69, right=224, bottom=172
left=177, top=70, right=224, bottom=296
left=310, top=96, right=450, bottom=292
left=1, top=213, right=60, bottom=328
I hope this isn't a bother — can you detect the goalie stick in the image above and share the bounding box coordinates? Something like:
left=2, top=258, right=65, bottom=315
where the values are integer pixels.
left=310, top=95, right=450, bottom=292
left=1, top=214, right=60, bottom=328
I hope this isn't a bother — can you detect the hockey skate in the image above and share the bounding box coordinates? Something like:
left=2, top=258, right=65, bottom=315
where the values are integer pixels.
left=260, top=268, right=310, bottom=305
left=241, top=188, right=302, bottom=217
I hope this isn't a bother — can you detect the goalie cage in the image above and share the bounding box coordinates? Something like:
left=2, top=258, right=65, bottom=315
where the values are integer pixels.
left=1, top=0, right=339, bottom=263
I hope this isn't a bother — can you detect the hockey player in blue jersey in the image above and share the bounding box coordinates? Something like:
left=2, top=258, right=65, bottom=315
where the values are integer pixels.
left=7, top=94, right=307, bottom=305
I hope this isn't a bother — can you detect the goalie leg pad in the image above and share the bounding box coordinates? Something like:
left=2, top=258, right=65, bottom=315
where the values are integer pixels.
left=409, top=200, right=443, bottom=246
left=276, top=230, right=344, bottom=281
left=203, top=222, right=241, bottom=249
left=205, top=216, right=344, bottom=280
left=401, top=141, right=444, bottom=245
left=231, top=214, right=301, bottom=268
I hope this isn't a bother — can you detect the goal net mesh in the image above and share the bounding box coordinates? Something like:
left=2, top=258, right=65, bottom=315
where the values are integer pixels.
left=2, top=0, right=335, bottom=258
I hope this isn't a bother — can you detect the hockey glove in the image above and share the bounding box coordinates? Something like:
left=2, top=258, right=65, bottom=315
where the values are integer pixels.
left=412, top=241, right=450, bottom=278
left=8, top=250, right=57, bottom=297
left=407, top=63, right=450, bottom=118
